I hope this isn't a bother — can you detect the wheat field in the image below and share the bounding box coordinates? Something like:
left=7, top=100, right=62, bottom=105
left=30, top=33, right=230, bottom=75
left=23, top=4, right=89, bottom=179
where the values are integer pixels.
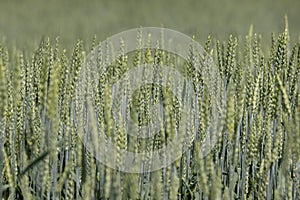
left=0, top=20, right=300, bottom=200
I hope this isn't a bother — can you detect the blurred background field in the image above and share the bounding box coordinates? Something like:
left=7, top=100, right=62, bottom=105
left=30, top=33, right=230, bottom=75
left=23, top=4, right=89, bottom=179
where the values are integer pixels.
left=0, top=0, right=299, bottom=49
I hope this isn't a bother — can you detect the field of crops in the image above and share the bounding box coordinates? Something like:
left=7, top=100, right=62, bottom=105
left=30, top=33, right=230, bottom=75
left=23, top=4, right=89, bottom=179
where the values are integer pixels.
left=0, top=0, right=300, bottom=199
left=0, top=18, right=299, bottom=199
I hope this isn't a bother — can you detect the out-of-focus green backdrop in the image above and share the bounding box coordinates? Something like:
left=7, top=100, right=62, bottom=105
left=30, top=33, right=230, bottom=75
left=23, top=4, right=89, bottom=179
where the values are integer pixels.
left=0, top=0, right=299, bottom=48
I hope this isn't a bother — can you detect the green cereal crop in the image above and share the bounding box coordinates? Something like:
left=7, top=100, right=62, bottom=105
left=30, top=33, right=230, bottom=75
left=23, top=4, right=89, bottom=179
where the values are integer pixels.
left=0, top=22, right=299, bottom=200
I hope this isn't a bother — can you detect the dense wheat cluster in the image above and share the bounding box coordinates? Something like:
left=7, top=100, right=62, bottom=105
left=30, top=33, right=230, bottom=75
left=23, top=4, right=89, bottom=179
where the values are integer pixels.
left=0, top=23, right=299, bottom=200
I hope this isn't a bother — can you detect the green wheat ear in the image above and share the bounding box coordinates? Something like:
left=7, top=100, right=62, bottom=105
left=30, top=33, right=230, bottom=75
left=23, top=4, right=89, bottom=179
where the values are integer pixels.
left=0, top=46, right=6, bottom=117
